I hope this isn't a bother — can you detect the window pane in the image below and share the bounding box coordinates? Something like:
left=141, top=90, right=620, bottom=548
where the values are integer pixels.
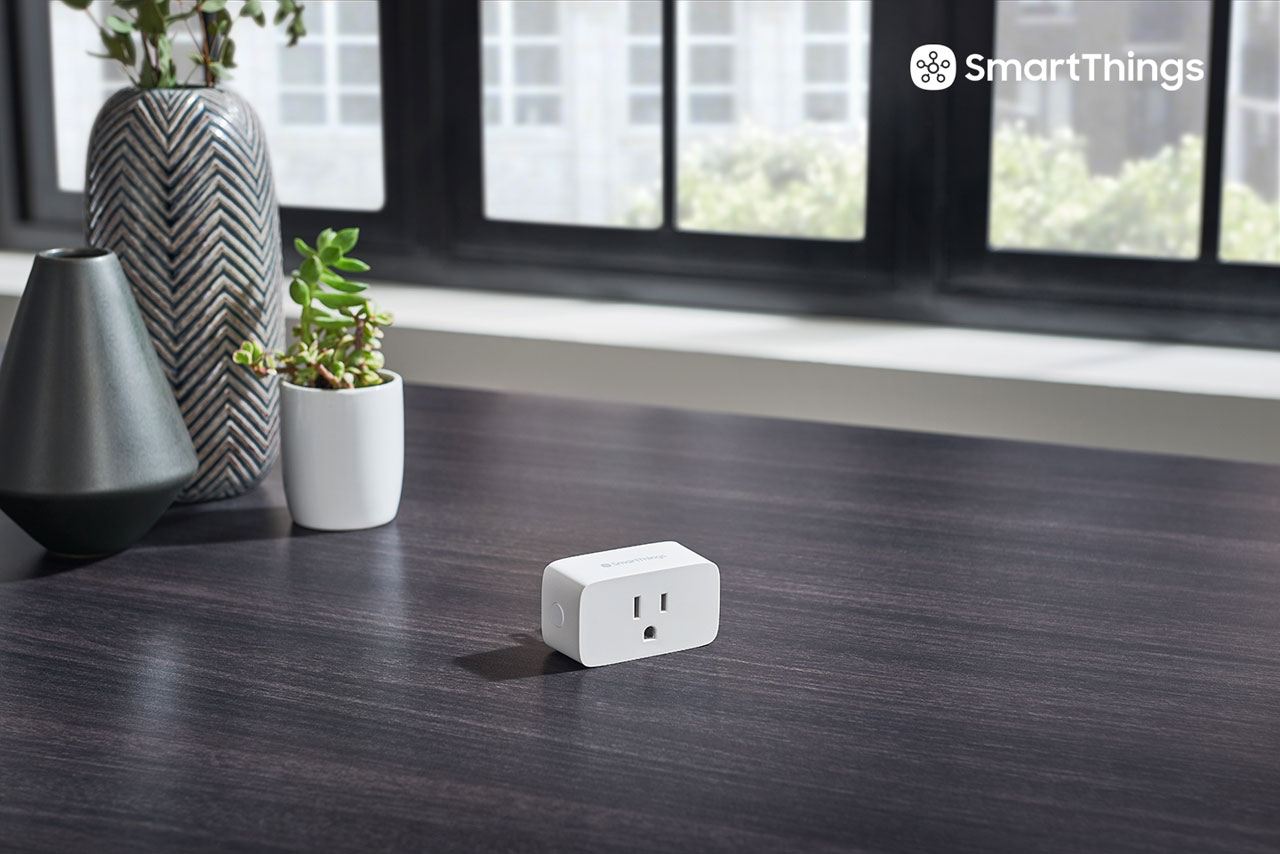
left=805, top=92, right=848, bottom=122
left=514, top=0, right=558, bottom=35
left=988, top=0, right=1212, bottom=259
left=805, top=0, right=848, bottom=34
left=515, top=45, right=560, bottom=85
left=485, top=94, right=503, bottom=125
left=515, top=94, right=561, bottom=124
left=677, top=0, right=870, bottom=240
left=690, top=44, right=733, bottom=84
left=341, top=45, right=382, bottom=86
left=630, top=45, right=662, bottom=86
left=340, top=95, right=382, bottom=125
left=484, top=46, right=502, bottom=85
left=282, top=94, right=327, bottom=125
left=688, top=0, right=733, bottom=35
left=630, top=0, right=662, bottom=35
left=689, top=93, right=734, bottom=123
left=805, top=44, right=847, bottom=84
left=630, top=94, right=663, bottom=124
left=1220, top=0, right=1280, bottom=264
left=48, top=1, right=386, bottom=210
left=483, top=0, right=501, bottom=35
left=337, top=1, right=379, bottom=35
left=280, top=44, right=326, bottom=85
left=483, top=1, right=663, bottom=228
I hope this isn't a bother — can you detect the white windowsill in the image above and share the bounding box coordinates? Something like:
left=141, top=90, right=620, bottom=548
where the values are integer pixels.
left=2, top=249, right=1278, bottom=465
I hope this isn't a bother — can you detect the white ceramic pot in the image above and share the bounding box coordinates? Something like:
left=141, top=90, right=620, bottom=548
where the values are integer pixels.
left=280, top=371, right=405, bottom=531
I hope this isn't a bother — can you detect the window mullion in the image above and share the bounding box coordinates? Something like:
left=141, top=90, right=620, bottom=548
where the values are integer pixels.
left=1197, top=0, right=1233, bottom=262
left=661, top=0, right=677, bottom=230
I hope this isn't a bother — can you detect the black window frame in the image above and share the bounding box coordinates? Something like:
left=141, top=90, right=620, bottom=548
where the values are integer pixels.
left=1, top=0, right=1276, bottom=348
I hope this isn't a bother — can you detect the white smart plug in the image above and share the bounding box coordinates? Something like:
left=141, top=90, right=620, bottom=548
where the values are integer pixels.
left=541, top=541, right=720, bottom=667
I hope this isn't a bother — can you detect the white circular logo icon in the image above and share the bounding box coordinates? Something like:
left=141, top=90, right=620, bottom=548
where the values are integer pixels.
left=911, top=44, right=956, bottom=91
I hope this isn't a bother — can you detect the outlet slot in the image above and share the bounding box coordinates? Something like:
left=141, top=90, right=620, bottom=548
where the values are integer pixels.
left=660, top=593, right=668, bottom=612
left=644, top=625, right=656, bottom=640
left=633, top=596, right=640, bottom=619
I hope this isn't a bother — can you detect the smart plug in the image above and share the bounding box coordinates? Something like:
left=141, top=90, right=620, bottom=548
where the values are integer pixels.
left=541, top=541, right=720, bottom=667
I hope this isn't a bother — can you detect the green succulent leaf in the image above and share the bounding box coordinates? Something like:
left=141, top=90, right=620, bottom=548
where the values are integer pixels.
left=335, top=228, right=359, bottom=253
left=288, top=277, right=310, bottom=306
left=201, top=0, right=229, bottom=12
left=105, top=15, right=135, bottom=34
left=237, top=227, right=393, bottom=388
left=300, top=256, right=323, bottom=285
left=315, top=292, right=369, bottom=309
left=333, top=257, right=370, bottom=273
left=326, top=279, right=369, bottom=294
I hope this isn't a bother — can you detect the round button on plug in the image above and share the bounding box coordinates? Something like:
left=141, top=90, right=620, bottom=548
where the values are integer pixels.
left=551, top=602, right=565, bottom=628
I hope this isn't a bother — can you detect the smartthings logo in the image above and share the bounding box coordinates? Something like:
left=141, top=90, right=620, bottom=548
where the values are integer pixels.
left=911, top=45, right=1205, bottom=92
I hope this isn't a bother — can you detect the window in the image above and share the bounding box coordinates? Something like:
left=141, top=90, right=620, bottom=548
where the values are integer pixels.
left=988, top=0, right=1212, bottom=258
left=46, top=0, right=385, bottom=211
left=481, top=1, right=663, bottom=227
left=628, top=0, right=663, bottom=126
left=682, top=1, right=736, bottom=125
left=802, top=1, right=869, bottom=124
left=5, top=0, right=1279, bottom=351
left=482, top=0, right=562, bottom=127
left=1220, top=0, right=1280, bottom=263
left=676, top=0, right=872, bottom=239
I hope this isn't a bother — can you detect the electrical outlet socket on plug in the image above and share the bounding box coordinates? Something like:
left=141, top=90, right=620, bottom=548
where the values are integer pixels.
left=541, top=541, right=720, bottom=667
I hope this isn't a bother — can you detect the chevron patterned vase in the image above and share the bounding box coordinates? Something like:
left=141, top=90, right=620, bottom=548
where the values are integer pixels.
left=85, top=87, right=283, bottom=503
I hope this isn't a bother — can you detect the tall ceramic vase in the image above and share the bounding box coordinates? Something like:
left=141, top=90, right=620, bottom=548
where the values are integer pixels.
left=85, top=87, right=283, bottom=503
left=0, top=249, right=197, bottom=556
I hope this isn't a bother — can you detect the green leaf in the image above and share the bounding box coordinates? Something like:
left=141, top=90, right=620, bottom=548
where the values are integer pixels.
left=318, top=245, right=341, bottom=265
left=286, top=14, right=306, bottom=46
left=288, top=278, right=310, bottom=306
left=200, top=0, right=228, bottom=11
left=314, top=316, right=353, bottom=330
left=139, top=61, right=158, bottom=88
left=279, top=0, right=296, bottom=13
left=326, top=279, right=369, bottom=294
left=105, top=15, right=134, bottom=34
left=222, top=38, right=236, bottom=69
left=137, top=0, right=166, bottom=34
left=333, top=257, right=370, bottom=272
left=300, top=256, right=323, bottom=285
left=99, top=30, right=136, bottom=68
left=241, top=0, right=263, bottom=18
left=316, top=228, right=337, bottom=250
left=334, top=227, right=359, bottom=253
left=315, top=292, right=369, bottom=309
left=293, top=237, right=315, bottom=257
left=62, top=0, right=95, bottom=9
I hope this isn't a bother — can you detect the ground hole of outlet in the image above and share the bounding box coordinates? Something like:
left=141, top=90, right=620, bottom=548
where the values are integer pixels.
left=643, top=626, right=656, bottom=640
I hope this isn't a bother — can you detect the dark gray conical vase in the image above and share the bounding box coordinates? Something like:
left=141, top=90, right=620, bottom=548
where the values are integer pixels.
left=0, top=249, right=198, bottom=556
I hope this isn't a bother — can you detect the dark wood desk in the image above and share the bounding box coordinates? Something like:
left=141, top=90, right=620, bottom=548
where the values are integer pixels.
left=1, top=385, right=1279, bottom=853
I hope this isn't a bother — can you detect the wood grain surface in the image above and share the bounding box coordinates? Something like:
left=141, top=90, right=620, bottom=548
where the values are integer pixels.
left=1, top=384, right=1279, bottom=853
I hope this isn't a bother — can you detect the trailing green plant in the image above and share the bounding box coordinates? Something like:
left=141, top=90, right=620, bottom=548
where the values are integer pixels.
left=61, top=0, right=306, bottom=88
left=233, top=228, right=394, bottom=390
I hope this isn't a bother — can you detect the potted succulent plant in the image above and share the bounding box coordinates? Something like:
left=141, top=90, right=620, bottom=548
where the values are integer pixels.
left=65, top=0, right=307, bottom=502
left=234, top=228, right=403, bottom=531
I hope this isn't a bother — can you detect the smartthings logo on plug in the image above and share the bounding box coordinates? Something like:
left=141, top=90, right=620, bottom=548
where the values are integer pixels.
left=911, top=44, right=956, bottom=90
